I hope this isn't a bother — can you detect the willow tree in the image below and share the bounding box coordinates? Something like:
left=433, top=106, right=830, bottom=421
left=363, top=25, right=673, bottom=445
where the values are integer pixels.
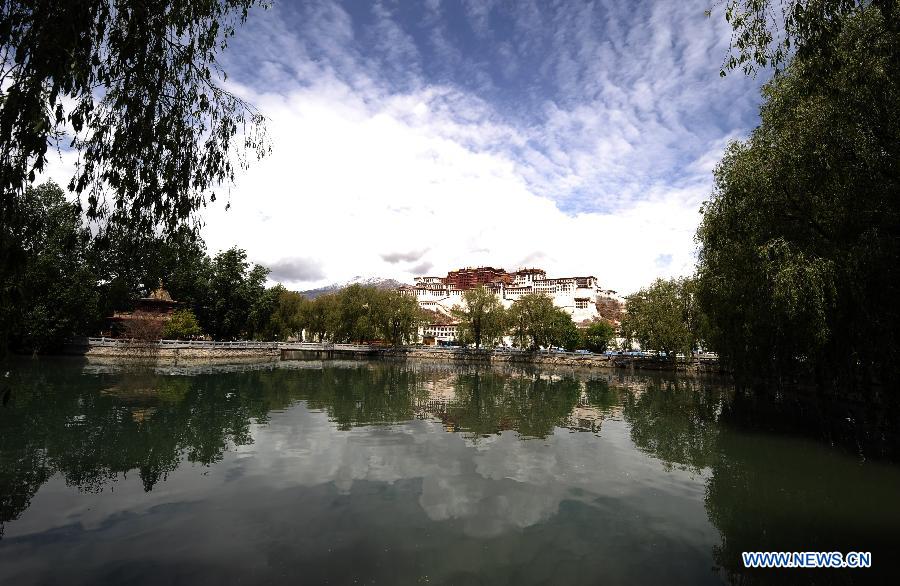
left=507, top=293, right=575, bottom=351
left=0, top=0, right=269, bottom=351
left=697, top=4, right=900, bottom=386
left=300, top=294, right=339, bottom=342
left=621, top=278, right=700, bottom=360
left=255, top=288, right=307, bottom=342
left=451, top=286, right=506, bottom=349
left=581, top=320, right=616, bottom=353
left=716, top=0, right=897, bottom=75
left=370, top=289, right=424, bottom=347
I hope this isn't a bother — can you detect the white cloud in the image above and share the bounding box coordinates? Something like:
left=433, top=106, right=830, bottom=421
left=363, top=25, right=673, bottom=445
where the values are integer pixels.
left=204, top=67, right=711, bottom=293
left=33, top=0, right=760, bottom=295
left=268, top=257, right=326, bottom=282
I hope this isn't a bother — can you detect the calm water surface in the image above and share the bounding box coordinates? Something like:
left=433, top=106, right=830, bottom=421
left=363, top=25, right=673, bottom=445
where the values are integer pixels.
left=1, top=358, right=899, bottom=585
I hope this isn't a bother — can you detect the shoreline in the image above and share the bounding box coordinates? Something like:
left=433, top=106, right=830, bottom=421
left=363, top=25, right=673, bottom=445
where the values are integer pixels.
left=60, top=340, right=725, bottom=373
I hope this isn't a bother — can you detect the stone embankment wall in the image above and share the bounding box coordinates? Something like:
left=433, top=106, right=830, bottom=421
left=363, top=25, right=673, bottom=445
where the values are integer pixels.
left=65, top=339, right=722, bottom=373
left=67, top=343, right=278, bottom=364
left=380, top=348, right=722, bottom=373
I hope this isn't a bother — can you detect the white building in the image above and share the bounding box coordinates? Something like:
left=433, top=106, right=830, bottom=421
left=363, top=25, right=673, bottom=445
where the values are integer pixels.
left=407, top=267, right=622, bottom=330
left=421, top=323, right=460, bottom=345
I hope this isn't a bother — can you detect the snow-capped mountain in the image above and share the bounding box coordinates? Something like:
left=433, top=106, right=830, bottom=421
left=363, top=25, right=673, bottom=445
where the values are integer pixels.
left=298, top=276, right=408, bottom=299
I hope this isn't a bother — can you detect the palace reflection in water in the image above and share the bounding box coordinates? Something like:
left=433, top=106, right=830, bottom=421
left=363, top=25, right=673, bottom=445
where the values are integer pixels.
left=1, top=358, right=899, bottom=585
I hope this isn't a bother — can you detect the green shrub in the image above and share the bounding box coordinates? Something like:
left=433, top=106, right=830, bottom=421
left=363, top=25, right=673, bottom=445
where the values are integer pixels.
left=163, top=309, right=202, bottom=339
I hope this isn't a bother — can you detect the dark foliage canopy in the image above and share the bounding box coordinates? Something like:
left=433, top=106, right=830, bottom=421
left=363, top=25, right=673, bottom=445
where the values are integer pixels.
left=717, top=0, right=898, bottom=75
left=1, top=0, right=269, bottom=353
left=697, top=4, right=900, bottom=386
left=0, top=0, right=269, bottom=230
left=6, top=182, right=99, bottom=353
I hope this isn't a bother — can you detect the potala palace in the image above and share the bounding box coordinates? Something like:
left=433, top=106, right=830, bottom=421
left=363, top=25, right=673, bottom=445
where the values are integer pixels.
left=398, top=266, right=622, bottom=344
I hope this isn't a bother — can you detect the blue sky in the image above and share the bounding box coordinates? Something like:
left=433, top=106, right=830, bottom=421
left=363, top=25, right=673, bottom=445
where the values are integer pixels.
left=179, top=1, right=763, bottom=291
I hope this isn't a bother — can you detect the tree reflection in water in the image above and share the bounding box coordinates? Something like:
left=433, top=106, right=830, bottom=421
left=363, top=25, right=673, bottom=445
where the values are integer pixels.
left=442, top=371, right=583, bottom=438
left=2, top=359, right=900, bottom=584
left=0, top=361, right=622, bottom=537
left=622, top=377, right=900, bottom=584
left=623, top=377, right=725, bottom=472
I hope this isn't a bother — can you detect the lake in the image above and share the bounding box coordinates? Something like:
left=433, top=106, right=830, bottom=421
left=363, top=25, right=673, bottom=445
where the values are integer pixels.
left=1, top=358, right=898, bottom=585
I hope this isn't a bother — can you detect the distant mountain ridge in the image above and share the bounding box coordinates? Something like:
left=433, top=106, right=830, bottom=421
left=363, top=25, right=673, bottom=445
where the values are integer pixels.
left=298, top=277, right=408, bottom=299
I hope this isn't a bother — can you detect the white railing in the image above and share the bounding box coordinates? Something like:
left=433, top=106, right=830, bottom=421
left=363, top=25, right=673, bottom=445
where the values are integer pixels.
left=83, top=339, right=380, bottom=352
left=75, top=338, right=715, bottom=362
left=280, top=342, right=334, bottom=351
left=281, top=343, right=381, bottom=352
left=83, top=337, right=280, bottom=350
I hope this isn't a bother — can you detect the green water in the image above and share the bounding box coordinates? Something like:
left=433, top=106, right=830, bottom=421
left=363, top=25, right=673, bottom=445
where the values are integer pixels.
left=0, top=358, right=898, bottom=585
